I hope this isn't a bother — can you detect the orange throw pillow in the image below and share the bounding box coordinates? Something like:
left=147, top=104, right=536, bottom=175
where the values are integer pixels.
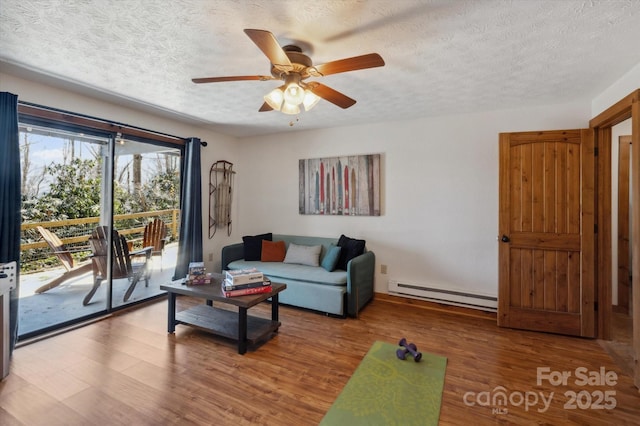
left=261, top=240, right=286, bottom=262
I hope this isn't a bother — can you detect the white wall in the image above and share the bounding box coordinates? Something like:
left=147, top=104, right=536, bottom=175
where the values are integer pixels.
left=592, top=61, right=640, bottom=117
left=0, top=72, right=238, bottom=273
left=235, top=102, right=591, bottom=296
left=0, top=71, right=600, bottom=298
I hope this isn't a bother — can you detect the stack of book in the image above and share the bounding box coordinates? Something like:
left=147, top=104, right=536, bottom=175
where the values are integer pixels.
left=223, top=268, right=272, bottom=297
left=185, top=261, right=213, bottom=285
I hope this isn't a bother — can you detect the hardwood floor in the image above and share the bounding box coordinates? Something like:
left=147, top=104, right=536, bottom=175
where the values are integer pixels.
left=1, top=294, right=639, bottom=425
left=599, top=309, right=634, bottom=380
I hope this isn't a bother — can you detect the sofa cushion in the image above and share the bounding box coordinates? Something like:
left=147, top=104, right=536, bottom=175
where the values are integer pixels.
left=261, top=240, right=286, bottom=262
left=242, top=232, right=272, bottom=260
left=321, top=245, right=341, bottom=272
left=336, top=234, right=366, bottom=271
left=228, top=260, right=347, bottom=286
left=283, top=243, right=322, bottom=267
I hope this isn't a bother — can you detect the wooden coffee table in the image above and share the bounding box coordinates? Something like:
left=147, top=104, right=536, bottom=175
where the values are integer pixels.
left=160, top=274, right=286, bottom=354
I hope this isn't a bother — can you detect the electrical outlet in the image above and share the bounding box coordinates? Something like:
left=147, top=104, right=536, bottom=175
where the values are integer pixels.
left=208, top=252, right=214, bottom=262
left=381, top=264, right=387, bottom=274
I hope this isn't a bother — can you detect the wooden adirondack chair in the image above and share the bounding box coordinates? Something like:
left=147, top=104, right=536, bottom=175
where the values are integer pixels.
left=142, top=218, right=168, bottom=269
left=34, top=226, right=93, bottom=294
left=84, top=226, right=152, bottom=305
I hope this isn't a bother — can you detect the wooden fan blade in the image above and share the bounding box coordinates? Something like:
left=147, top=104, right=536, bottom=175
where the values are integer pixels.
left=307, top=82, right=356, bottom=109
left=192, top=75, right=274, bottom=84
left=311, top=53, right=385, bottom=77
left=244, top=29, right=293, bottom=70
left=259, top=102, right=274, bottom=112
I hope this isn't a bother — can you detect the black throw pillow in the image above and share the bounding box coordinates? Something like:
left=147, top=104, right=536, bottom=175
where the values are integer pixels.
left=242, top=233, right=273, bottom=260
left=336, top=234, right=366, bottom=271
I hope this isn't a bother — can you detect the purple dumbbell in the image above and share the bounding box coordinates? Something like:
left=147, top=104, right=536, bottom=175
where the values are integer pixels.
left=396, top=343, right=418, bottom=360
left=397, top=337, right=422, bottom=362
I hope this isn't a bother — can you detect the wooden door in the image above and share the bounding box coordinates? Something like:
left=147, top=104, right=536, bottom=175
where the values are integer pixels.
left=498, top=129, right=596, bottom=337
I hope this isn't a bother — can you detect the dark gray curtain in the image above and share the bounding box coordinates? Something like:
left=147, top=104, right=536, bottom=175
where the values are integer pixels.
left=0, top=92, right=21, bottom=352
left=173, top=137, right=203, bottom=280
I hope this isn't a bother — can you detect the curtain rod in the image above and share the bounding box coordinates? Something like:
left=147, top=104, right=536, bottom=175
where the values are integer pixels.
left=18, top=100, right=208, bottom=147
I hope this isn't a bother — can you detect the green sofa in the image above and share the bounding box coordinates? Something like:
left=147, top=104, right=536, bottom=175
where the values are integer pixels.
left=221, top=234, right=375, bottom=317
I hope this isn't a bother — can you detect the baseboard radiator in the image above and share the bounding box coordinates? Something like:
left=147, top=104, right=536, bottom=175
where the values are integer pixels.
left=388, top=279, right=497, bottom=312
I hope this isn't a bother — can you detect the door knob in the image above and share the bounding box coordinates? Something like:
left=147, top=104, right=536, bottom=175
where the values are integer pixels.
left=501, top=235, right=510, bottom=243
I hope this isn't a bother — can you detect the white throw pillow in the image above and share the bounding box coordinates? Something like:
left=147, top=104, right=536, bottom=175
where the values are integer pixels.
left=283, top=243, right=322, bottom=266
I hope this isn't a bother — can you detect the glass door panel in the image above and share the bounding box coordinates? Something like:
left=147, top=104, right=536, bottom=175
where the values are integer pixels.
left=111, top=138, right=181, bottom=308
left=18, top=124, right=111, bottom=337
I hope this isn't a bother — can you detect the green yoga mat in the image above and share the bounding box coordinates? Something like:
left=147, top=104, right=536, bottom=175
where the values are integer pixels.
left=320, top=340, right=447, bottom=426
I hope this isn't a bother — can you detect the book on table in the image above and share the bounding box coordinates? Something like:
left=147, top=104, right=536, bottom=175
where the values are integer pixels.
left=223, top=278, right=271, bottom=291
left=186, top=262, right=211, bottom=285
left=223, top=283, right=273, bottom=297
left=224, top=268, right=264, bottom=285
left=188, top=261, right=205, bottom=273
left=186, top=273, right=213, bottom=285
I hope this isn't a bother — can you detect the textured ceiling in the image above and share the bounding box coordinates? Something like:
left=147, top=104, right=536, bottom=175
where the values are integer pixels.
left=1, top=0, right=640, bottom=138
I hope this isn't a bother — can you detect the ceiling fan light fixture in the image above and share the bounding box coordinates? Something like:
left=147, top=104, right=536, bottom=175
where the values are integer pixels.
left=264, top=87, right=284, bottom=111
left=193, top=29, right=386, bottom=118
left=284, top=83, right=305, bottom=105
left=283, top=74, right=305, bottom=106
left=281, top=101, right=300, bottom=115
left=302, top=89, right=321, bottom=111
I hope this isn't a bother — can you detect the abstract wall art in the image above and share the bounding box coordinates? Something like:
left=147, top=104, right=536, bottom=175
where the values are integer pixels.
left=299, top=154, right=381, bottom=216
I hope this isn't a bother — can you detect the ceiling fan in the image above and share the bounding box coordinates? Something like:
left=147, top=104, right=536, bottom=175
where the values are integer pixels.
left=192, top=29, right=385, bottom=115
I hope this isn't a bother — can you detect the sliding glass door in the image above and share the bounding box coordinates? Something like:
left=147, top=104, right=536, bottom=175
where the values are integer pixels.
left=17, top=121, right=181, bottom=339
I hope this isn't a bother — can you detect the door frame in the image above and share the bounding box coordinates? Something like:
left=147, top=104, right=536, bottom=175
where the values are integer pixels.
left=617, top=135, right=632, bottom=312
left=589, top=89, right=639, bottom=389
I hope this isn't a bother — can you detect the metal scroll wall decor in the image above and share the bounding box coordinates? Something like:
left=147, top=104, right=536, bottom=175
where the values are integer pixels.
left=209, top=160, right=235, bottom=237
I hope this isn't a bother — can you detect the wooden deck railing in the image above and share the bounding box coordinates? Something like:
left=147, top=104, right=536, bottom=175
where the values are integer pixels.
left=20, top=209, right=180, bottom=251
